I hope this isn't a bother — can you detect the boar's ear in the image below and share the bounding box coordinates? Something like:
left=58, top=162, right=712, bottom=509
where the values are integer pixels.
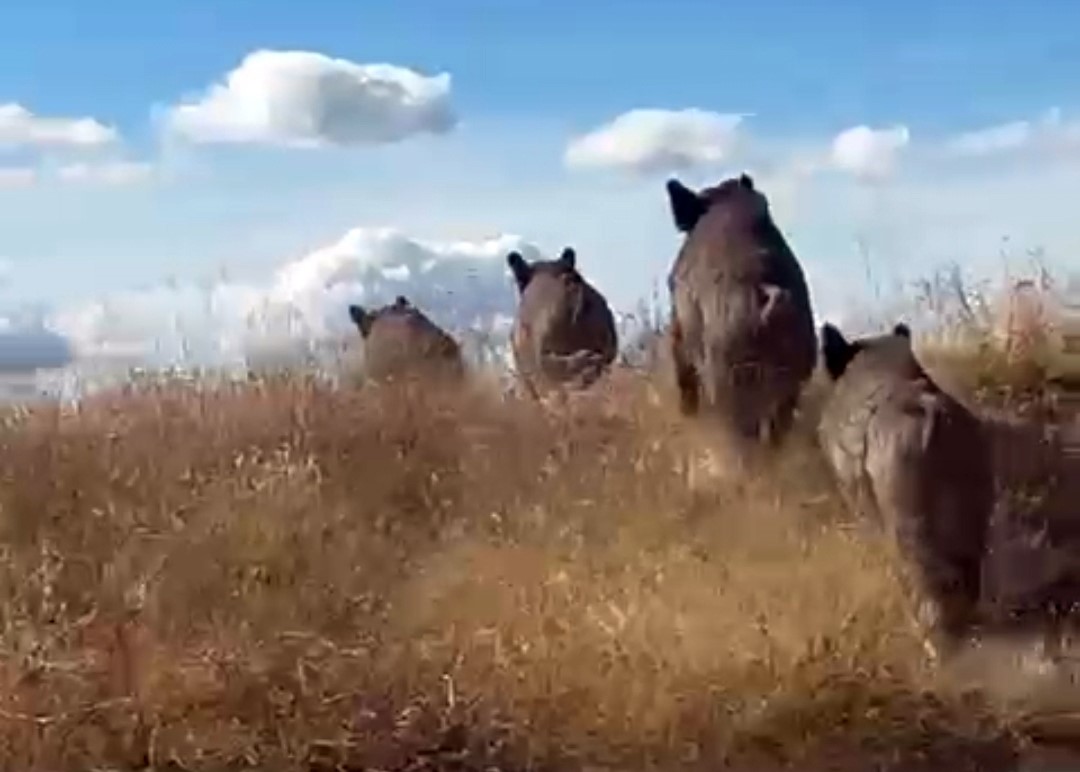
left=821, top=323, right=857, bottom=380
left=558, top=247, right=576, bottom=270
left=739, top=173, right=755, bottom=190
left=666, top=178, right=706, bottom=233
left=506, top=251, right=532, bottom=293
left=348, top=304, right=374, bottom=338
left=892, top=322, right=911, bottom=339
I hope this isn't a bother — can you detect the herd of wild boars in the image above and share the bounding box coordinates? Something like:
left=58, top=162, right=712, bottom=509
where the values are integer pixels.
left=345, top=173, right=1078, bottom=663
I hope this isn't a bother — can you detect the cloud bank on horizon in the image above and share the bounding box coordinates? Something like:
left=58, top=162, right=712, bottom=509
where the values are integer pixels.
left=45, top=226, right=541, bottom=372
left=0, top=39, right=1076, bottom=388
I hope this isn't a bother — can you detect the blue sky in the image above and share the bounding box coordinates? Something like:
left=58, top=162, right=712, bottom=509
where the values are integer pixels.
left=3, top=1, right=1078, bottom=135
left=0, top=0, right=1077, bottom=372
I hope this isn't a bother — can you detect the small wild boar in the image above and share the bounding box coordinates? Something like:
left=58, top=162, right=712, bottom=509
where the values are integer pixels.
left=347, top=295, right=465, bottom=385
left=506, top=246, right=618, bottom=397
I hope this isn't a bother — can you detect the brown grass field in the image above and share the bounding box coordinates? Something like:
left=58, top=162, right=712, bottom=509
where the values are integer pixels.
left=0, top=284, right=1075, bottom=770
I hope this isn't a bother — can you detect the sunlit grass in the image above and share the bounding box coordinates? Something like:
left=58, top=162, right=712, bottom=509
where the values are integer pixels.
left=0, top=265, right=1073, bottom=770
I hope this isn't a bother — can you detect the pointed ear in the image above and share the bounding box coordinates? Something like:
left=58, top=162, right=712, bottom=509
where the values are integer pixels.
left=558, top=247, right=576, bottom=270
left=739, top=173, right=754, bottom=190
left=892, top=322, right=911, bottom=339
left=507, top=251, right=532, bottom=293
left=821, top=323, right=856, bottom=380
left=348, top=304, right=374, bottom=338
left=666, top=178, right=706, bottom=233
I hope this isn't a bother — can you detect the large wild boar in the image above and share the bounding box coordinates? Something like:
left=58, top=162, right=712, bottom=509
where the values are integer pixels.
left=664, top=173, right=816, bottom=451
left=505, top=246, right=618, bottom=397
left=817, top=321, right=993, bottom=657
left=347, top=295, right=465, bottom=385
left=979, top=414, right=1080, bottom=663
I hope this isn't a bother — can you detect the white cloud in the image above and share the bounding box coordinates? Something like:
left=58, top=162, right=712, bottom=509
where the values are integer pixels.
left=830, top=124, right=910, bottom=181
left=0, top=167, right=37, bottom=188
left=56, top=161, right=155, bottom=186
left=45, top=226, right=544, bottom=374
left=942, top=108, right=1080, bottom=159
left=564, top=108, right=745, bottom=174
left=945, top=120, right=1033, bottom=157
left=165, top=49, right=457, bottom=148
left=0, top=103, right=116, bottom=148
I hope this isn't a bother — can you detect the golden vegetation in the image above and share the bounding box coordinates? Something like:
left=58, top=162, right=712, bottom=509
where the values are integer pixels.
left=0, top=269, right=1075, bottom=770
left=0, top=361, right=1041, bottom=771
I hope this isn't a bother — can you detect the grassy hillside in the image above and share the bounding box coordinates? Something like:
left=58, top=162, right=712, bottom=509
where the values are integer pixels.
left=0, top=361, right=1051, bottom=771
left=0, top=269, right=1075, bottom=770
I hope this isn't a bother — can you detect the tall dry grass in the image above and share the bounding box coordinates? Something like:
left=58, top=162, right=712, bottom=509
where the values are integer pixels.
left=0, top=362, right=1031, bottom=771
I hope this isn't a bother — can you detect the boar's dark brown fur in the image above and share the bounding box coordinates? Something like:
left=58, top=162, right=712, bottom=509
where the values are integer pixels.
left=347, top=295, right=465, bottom=385
left=817, top=321, right=993, bottom=656
left=664, top=173, right=817, bottom=454
left=506, top=247, right=618, bottom=397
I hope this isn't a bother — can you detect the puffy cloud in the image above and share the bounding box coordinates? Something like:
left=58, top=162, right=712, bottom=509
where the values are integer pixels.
left=262, top=226, right=541, bottom=337
left=165, top=49, right=457, bottom=148
left=56, top=160, right=154, bottom=186
left=830, top=124, right=910, bottom=181
left=564, top=108, right=745, bottom=174
left=0, top=103, right=116, bottom=148
left=0, top=166, right=37, bottom=188
left=45, top=226, right=543, bottom=375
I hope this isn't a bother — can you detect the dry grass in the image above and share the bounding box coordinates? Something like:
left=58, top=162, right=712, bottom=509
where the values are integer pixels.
left=0, top=358, right=1042, bottom=771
